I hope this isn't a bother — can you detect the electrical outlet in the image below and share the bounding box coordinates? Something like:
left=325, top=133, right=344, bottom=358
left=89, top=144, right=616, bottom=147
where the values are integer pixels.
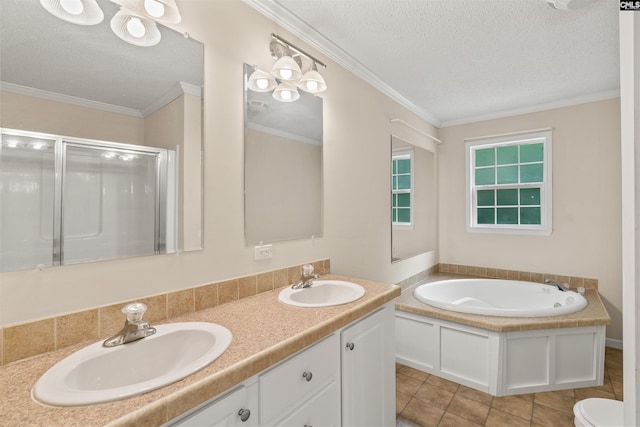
left=254, top=244, right=273, bottom=260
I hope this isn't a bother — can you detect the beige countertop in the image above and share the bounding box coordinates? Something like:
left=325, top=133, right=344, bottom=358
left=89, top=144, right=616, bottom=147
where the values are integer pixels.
left=0, top=275, right=400, bottom=427
left=395, top=273, right=611, bottom=332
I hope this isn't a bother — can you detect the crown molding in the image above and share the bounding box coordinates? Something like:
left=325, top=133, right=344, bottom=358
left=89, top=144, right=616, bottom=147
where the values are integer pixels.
left=242, top=0, right=442, bottom=128
left=141, top=81, right=202, bottom=117
left=0, top=81, right=143, bottom=117
left=246, top=121, right=321, bottom=146
left=440, top=89, right=621, bottom=128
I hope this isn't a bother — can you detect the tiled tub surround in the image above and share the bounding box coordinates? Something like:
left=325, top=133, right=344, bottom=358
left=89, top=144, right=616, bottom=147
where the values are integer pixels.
left=395, top=273, right=611, bottom=397
left=0, top=273, right=400, bottom=426
left=0, top=259, right=330, bottom=366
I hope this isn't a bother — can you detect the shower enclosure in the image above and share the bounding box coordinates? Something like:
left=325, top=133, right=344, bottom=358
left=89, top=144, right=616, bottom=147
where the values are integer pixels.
left=0, top=128, right=176, bottom=272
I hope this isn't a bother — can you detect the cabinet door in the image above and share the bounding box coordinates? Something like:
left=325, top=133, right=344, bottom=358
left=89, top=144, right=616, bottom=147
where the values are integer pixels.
left=341, top=306, right=395, bottom=427
left=274, top=381, right=341, bottom=427
left=171, top=382, right=259, bottom=427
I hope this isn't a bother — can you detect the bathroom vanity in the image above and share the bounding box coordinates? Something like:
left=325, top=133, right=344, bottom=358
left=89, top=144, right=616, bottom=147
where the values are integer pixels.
left=0, top=275, right=399, bottom=426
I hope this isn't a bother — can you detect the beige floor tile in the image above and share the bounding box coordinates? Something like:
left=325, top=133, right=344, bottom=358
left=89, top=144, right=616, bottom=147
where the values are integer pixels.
left=398, top=365, right=430, bottom=382
left=400, top=398, right=445, bottom=427
left=397, top=391, right=412, bottom=415
left=485, top=408, right=531, bottom=427
left=396, top=415, right=422, bottom=427
left=446, top=394, right=490, bottom=425
left=491, top=395, right=533, bottom=421
left=534, top=390, right=576, bottom=414
left=456, top=385, right=493, bottom=406
left=574, top=386, right=616, bottom=401
left=438, top=411, right=483, bottom=427
left=611, top=379, right=624, bottom=400
left=414, top=382, right=455, bottom=410
left=532, top=403, right=575, bottom=427
left=397, top=372, right=425, bottom=396
left=425, top=375, right=459, bottom=393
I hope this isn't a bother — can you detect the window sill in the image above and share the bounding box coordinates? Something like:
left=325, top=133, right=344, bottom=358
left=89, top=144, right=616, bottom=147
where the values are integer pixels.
left=467, top=225, right=552, bottom=236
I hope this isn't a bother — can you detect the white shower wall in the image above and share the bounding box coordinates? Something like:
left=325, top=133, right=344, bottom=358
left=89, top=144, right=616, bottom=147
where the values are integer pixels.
left=0, top=130, right=176, bottom=271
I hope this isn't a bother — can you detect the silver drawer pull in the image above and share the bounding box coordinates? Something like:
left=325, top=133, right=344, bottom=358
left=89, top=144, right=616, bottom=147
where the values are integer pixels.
left=346, top=342, right=355, bottom=351
left=302, top=371, right=313, bottom=382
left=238, top=408, right=251, bottom=422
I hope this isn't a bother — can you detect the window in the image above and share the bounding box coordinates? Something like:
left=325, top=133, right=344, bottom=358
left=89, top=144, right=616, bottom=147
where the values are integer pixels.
left=466, top=130, right=552, bottom=235
left=392, top=149, right=413, bottom=229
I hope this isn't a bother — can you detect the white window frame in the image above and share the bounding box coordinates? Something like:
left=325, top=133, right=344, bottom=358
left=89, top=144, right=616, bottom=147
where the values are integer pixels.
left=392, top=148, right=414, bottom=230
left=465, top=129, right=552, bottom=236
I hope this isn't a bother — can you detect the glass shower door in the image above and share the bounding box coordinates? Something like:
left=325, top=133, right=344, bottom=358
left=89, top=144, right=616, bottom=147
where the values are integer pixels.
left=62, top=144, right=161, bottom=264
left=0, top=133, right=56, bottom=271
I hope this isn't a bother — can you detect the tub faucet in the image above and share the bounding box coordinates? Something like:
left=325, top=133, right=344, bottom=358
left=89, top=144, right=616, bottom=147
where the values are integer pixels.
left=103, top=303, right=157, bottom=347
left=545, top=278, right=570, bottom=292
left=291, top=264, right=320, bottom=289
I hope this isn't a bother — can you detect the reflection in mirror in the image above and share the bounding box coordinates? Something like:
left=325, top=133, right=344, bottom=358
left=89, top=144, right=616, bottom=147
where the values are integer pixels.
left=392, top=135, right=436, bottom=262
left=0, top=0, right=204, bottom=272
left=243, top=63, right=322, bottom=244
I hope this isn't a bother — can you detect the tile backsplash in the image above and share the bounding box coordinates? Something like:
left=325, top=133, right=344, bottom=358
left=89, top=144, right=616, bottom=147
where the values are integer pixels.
left=0, top=259, right=330, bottom=366
left=438, top=263, right=598, bottom=290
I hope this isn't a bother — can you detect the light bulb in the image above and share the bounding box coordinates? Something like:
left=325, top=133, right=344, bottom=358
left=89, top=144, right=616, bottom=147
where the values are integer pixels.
left=256, top=78, right=269, bottom=90
left=281, top=90, right=292, bottom=101
left=279, top=68, right=293, bottom=80
left=60, top=0, right=84, bottom=15
left=31, top=141, right=47, bottom=150
left=126, top=17, right=146, bottom=38
left=144, top=0, right=165, bottom=18
left=305, top=80, right=318, bottom=92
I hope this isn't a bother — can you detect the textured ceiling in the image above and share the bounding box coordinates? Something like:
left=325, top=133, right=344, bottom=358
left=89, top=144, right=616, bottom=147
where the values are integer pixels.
left=245, top=0, right=620, bottom=127
left=0, top=0, right=203, bottom=116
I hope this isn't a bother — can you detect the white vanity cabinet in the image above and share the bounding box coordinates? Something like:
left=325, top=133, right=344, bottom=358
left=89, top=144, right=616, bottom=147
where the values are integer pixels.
left=166, top=303, right=395, bottom=427
left=341, top=305, right=395, bottom=427
left=259, top=333, right=341, bottom=426
left=169, top=379, right=259, bottom=427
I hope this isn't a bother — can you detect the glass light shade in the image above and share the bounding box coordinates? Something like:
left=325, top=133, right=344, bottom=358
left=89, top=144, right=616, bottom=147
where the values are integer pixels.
left=110, top=8, right=161, bottom=47
left=298, top=69, right=327, bottom=94
left=272, top=83, right=300, bottom=103
left=113, top=0, right=181, bottom=24
left=247, top=68, right=277, bottom=92
left=271, top=56, right=302, bottom=82
left=40, top=0, right=104, bottom=25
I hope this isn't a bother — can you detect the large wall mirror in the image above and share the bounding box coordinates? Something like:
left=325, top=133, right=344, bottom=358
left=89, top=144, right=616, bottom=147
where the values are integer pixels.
left=243, top=63, right=322, bottom=244
left=0, top=0, right=204, bottom=272
left=391, top=135, right=436, bottom=262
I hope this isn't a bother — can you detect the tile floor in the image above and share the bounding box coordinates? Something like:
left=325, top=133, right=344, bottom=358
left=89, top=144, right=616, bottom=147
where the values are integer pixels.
left=396, top=347, right=623, bottom=427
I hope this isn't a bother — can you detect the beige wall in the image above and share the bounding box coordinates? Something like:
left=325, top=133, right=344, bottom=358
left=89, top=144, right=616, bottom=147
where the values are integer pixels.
left=438, top=98, right=622, bottom=340
left=0, top=0, right=438, bottom=326
left=0, top=91, right=144, bottom=144
left=245, top=129, right=321, bottom=243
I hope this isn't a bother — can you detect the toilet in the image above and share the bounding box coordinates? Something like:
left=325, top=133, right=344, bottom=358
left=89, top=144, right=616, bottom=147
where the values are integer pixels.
left=573, top=398, right=624, bottom=427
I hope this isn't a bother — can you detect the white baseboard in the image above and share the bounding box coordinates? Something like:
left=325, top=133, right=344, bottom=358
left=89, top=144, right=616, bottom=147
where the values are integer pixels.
left=606, top=338, right=623, bottom=349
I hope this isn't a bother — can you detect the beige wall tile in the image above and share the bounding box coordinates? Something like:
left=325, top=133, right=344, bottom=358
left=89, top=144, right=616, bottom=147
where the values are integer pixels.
left=518, top=271, right=531, bottom=281
left=168, top=289, right=195, bottom=318
left=218, top=279, right=239, bottom=305
left=99, top=302, right=131, bottom=338
left=257, top=272, right=274, bottom=294
left=138, top=295, right=168, bottom=324
left=287, top=266, right=301, bottom=284
left=273, top=268, right=289, bottom=288
left=56, top=309, right=99, bottom=349
left=239, top=276, right=257, bottom=299
left=585, top=278, right=598, bottom=289
left=323, top=259, right=331, bottom=274
left=4, top=319, right=55, bottom=364
left=195, top=284, right=218, bottom=311
left=0, top=328, right=3, bottom=366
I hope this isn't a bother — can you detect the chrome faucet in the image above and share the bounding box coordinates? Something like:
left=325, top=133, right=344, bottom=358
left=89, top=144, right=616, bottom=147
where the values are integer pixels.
left=291, top=264, right=320, bottom=289
left=545, top=278, right=570, bottom=292
left=103, top=303, right=157, bottom=347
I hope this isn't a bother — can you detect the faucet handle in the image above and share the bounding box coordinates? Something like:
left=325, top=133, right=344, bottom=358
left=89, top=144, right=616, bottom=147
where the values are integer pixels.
left=122, top=302, right=148, bottom=322
left=302, top=264, right=314, bottom=276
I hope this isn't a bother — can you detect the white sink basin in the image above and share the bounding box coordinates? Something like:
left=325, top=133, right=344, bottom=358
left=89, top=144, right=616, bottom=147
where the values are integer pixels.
left=33, top=322, right=232, bottom=406
left=278, top=280, right=365, bottom=307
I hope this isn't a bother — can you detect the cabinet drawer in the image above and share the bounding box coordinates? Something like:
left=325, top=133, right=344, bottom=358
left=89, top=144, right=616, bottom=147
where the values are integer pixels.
left=273, top=380, right=340, bottom=427
left=260, top=333, right=339, bottom=424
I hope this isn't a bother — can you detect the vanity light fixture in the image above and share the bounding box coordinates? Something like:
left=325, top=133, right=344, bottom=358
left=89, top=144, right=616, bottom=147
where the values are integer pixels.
left=111, top=0, right=181, bottom=24
left=39, top=0, right=182, bottom=47
left=39, top=0, right=104, bottom=25
left=247, top=33, right=327, bottom=102
left=110, top=7, right=161, bottom=46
